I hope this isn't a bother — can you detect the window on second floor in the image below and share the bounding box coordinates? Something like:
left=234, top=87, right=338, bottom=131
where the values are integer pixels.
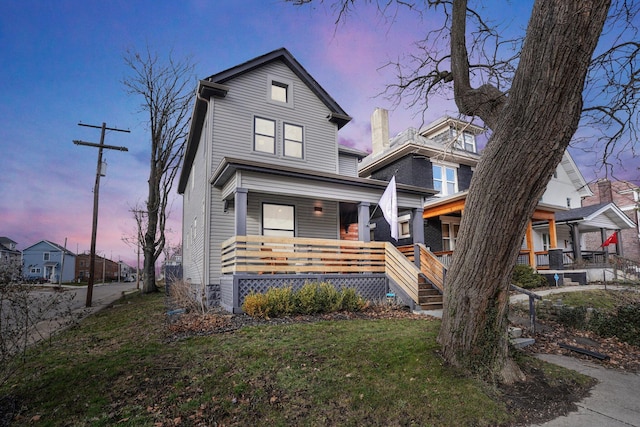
left=254, top=117, right=276, bottom=154
left=284, top=123, right=303, bottom=158
left=43, top=252, right=50, bottom=261
left=433, top=164, right=458, bottom=196
left=453, top=129, right=476, bottom=153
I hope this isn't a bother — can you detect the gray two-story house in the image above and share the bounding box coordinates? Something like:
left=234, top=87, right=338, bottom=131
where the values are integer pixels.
left=177, top=48, right=438, bottom=312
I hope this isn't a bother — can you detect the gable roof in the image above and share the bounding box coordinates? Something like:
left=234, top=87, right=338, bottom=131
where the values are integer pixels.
left=22, top=240, right=76, bottom=256
left=558, top=151, right=593, bottom=198
left=555, top=202, right=635, bottom=231
left=178, top=48, right=352, bottom=194
left=0, top=237, right=17, bottom=246
left=205, top=48, right=351, bottom=127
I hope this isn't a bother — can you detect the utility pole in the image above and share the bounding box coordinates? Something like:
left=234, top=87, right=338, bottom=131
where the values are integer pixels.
left=74, top=122, right=129, bottom=307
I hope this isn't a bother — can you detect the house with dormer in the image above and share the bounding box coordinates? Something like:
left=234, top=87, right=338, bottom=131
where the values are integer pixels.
left=178, top=49, right=438, bottom=312
left=359, top=108, right=636, bottom=285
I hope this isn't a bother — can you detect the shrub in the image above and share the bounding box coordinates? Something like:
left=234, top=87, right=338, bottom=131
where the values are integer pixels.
left=339, top=287, right=366, bottom=312
left=266, top=286, right=294, bottom=317
left=295, top=283, right=319, bottom=314
left=168, top=279, right=204, bottom=314
left=512, top=265, right=548, bottom=289
left=589, top=303, right=640, bottom=347
left=242, top=282, right=366, bottom=318
left=556, top=305, right=587, bottom=329
left=242, top=292, right=270, bottom=318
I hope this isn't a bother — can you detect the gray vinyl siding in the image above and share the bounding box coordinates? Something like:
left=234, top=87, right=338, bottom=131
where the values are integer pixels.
left=210, top=61, right=339, bottom=176
left=207, top=188, right=236, bottom=281
left=338, top=153, right=359, bottom=177
left=182, top=118, right=208, bottom=285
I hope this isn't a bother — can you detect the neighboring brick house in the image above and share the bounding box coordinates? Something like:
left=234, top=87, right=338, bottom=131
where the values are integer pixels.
left=75, top=253, right=120, bottom=283
left=582, top=179, right=640, bottom=261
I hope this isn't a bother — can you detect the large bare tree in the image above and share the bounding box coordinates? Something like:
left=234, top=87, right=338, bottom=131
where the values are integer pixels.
left=295, top=0, right=638, bottom=382
left=123, top=49, right=194, bottom=293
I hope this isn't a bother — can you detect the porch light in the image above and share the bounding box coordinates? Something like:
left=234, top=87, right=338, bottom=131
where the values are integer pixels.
left=314, top=206, right=323, bottom=213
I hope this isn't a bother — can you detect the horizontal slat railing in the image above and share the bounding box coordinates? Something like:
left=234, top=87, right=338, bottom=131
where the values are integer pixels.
left=417, top=244, right=446, bottom=292
left=221, top=235, right=386, bottom=275
left=383, top=242, right=421, bottom=303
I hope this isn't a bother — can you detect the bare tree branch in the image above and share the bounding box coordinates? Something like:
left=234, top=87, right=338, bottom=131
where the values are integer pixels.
left=123, top=47, right=195, bottom=293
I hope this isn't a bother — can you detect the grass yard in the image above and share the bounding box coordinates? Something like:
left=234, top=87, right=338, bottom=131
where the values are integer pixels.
left=1, top=291, right=591, bottom=426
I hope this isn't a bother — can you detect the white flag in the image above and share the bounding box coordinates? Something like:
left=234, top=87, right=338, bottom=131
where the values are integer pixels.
left=378, top=176, right=398, bottom=240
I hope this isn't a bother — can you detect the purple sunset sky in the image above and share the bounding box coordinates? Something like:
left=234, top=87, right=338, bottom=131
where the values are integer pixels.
left=1, top=1, right=636, bottom=268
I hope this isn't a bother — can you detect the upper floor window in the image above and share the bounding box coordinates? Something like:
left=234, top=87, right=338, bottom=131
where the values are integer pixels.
left=254, top=117, right=276, bottom=154
left=271, top=81, right=288, bottom=103
left=283, top=123, right=303, bottom=158
left=268, top=75, right=294, bottom=107
left=43, top=252, right=50, bottom=261
left=453, top=129, right=476, bottom=153
left=433, top=164, right=458, bottom=196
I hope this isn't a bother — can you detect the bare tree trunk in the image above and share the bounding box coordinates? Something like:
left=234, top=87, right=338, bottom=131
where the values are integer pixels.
left=123, top=48, right=193, bottom=295
left=438, top=0, right=611, bottom=383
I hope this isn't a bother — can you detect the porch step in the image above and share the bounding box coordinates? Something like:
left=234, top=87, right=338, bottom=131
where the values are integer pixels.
left=563, top=279, right=580, bottom=287
left=511, top=337, right=535, bottom=349
left=419, top=301, right=443, bottom=310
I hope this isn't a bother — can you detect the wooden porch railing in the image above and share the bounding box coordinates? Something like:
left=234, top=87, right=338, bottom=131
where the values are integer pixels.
left=416, top=244, right=446, bottom=292
left=220, top=235, right=424, bottom=305
left=383, top=243, right=422, bottom=303
left=220, top=235, right=386, bottom=275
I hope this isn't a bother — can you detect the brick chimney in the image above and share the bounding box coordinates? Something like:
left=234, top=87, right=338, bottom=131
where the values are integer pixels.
left=597, top=179, right=613, bottom=204
left=371, top=108, right=390, bottom=155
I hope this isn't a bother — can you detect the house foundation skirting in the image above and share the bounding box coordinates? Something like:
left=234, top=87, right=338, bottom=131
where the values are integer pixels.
left=216, top=274, right=388, bottom=313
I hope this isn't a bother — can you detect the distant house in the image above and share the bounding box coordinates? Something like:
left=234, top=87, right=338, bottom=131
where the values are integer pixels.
left=0, top=236, right=21, bottom=263
left=75, top=253, right=120, bottom=283
left=22, top=240, right=76, bottom=283
left=0, top=236, right=22, bottom=283
left=178, top=48, right=435, bottom=312
left=582, top=179, right=640, bottom=262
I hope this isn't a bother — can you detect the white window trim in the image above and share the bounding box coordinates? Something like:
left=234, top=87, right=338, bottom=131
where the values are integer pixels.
left=432, top=161, right=459, bottom=197
left=398, top=214, right=411, bottom=239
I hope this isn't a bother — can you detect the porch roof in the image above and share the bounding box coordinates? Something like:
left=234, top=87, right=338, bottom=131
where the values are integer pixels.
left=211, top=157, right=436, bottom=207
left=555, top=202, right=636, bottom=231
left=423, top=190, right=564, bottom=220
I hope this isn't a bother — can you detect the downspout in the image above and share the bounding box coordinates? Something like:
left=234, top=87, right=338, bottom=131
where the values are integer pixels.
left=197, top=89, right=212, bottom=305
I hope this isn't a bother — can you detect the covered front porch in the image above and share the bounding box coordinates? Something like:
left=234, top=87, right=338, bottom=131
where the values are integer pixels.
left=218, top=235, right=446, bottom=313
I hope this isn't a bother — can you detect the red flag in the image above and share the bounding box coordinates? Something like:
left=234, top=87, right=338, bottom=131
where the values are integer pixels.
left=601, top=232, right=618, bottom=247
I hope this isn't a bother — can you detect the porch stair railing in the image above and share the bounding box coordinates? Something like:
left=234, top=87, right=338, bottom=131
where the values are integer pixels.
left=398, top=244, right=446, bottom=310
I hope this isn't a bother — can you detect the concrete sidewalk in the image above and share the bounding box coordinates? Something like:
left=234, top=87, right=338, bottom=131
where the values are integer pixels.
left=533, top=354, right=640, bottom=427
